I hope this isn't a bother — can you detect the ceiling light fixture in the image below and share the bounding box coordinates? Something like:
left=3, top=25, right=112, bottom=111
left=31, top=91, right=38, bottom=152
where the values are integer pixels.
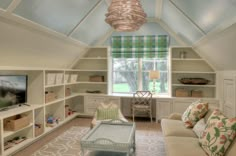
left=105, top=0, right=147, bottom=32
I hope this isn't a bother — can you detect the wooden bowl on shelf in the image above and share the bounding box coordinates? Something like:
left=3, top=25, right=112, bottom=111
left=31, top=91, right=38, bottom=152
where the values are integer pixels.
left=178, top=78, right=210, bottom=85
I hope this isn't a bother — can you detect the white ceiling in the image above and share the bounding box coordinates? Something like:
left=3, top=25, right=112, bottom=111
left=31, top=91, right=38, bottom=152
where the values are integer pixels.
left=0, top=0, right=236, bottom=70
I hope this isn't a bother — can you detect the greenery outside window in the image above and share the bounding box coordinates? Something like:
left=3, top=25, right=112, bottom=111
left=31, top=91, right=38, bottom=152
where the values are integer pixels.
left=112, top=58, right=168, bottom=94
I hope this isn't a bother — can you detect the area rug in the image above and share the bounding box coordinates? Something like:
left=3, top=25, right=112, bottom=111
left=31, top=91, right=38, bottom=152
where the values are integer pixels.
left=32, top=126, right=165, bottom=156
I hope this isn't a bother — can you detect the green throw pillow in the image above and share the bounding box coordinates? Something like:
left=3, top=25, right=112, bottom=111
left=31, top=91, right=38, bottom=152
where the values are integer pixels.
left=97, top=107, right=119, bottom=120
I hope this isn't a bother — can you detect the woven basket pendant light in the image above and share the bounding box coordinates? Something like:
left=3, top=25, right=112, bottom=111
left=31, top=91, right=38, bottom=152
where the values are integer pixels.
left=105, top=0, right=147, bottom=32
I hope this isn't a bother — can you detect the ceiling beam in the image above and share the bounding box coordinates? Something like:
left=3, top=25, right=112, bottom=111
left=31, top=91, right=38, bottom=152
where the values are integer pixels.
left=169, top=0, right=206, bottom=35
left=0, top=14, right=88, bottom=48
left=156, top=0, right=163, bottom=20
left=6, top=0, right=21, bottom=13
left=95, top=28, right=114, bottom=46
left=67, top=0, right=103, bottom=37
left=157, top=19, right=188, bottom=46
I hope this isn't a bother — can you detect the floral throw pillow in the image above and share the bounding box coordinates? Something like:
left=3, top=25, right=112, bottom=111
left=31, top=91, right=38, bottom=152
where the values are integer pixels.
left=182, top=100, right=209, bottom=128
left=199, top=110, right=236, bottom=156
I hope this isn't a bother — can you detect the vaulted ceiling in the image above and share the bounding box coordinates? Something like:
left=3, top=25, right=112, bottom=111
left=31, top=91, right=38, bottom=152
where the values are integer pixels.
left=0, top=0, right=236, bottom=70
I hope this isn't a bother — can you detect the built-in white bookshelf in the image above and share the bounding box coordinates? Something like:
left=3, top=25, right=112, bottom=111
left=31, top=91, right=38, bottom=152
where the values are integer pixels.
left=171, top=47, right=216, bottom=98
left=73, top=47, right=108, bottom=94
left=0, top=68, right=86, bottom=156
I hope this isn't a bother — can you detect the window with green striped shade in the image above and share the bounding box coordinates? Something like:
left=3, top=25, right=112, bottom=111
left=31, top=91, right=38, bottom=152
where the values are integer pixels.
left=111, top=35, right=169, bottom=58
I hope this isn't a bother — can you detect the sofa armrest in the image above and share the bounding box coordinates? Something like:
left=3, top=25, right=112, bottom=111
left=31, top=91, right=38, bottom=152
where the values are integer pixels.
left=168, top=113, right=182, bottom=120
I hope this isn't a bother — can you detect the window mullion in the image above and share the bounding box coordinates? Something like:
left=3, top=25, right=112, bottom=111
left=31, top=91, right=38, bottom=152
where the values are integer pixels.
left=138, top=58, right=142, bottom=90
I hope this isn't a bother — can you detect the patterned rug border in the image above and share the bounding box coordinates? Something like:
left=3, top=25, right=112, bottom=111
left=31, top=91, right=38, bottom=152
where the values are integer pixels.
left=32, top=126, right=165, bottom=156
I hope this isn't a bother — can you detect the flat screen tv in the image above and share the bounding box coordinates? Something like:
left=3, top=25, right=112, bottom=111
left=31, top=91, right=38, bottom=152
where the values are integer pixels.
left=0, top=75, right=27, bottom=111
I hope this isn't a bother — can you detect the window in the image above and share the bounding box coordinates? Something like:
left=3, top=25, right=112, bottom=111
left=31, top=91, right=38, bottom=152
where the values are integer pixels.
left=111, top=35, right=169, bottom=94
left=112, top=58, right=169, bottom=94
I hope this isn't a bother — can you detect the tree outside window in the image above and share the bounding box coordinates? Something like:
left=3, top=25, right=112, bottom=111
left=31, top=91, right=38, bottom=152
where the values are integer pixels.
left=112, top=58, right=168, bottom=94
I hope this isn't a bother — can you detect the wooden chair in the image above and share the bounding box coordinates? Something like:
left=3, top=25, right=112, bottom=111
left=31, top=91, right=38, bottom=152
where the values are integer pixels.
left=132, top=91, right=153, bottom=122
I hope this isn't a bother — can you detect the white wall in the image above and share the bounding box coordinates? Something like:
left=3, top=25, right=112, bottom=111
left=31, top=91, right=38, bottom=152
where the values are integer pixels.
left=0, top=17, right=86, bottom=69
left=194, top=24, right=236, bottom=70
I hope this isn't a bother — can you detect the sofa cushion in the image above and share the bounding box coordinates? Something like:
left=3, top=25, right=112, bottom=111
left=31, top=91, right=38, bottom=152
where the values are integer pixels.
left=168, top=113, right=182, bottom=120
left=161, top=119, right=196, bottom=137
left=182, top=100, right=209, bottom=128
left=165, top=136, right=206, bottom=156
left=199, top=110, right=236, bottom=156
left=226, top=138, right=236, bottom=156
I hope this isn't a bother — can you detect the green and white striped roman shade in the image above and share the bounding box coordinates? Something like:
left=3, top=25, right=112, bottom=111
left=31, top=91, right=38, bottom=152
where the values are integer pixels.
left=111, top=35, right=169, bottom=58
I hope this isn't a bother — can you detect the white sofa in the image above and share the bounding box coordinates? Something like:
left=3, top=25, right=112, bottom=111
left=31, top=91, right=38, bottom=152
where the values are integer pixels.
left=161, top=110, right=236, bottom=156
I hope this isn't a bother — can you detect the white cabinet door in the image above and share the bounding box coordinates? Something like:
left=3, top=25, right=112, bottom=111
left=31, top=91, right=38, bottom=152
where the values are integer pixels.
left=84, top=96, right=105, bottom=115
left=223, top=78, right=236, bottom=118
left=156, top=100, right=172, bottom=120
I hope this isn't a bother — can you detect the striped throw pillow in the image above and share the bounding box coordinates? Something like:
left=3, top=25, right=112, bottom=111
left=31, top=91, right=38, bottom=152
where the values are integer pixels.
left=97, top=107, right=119, bottom=120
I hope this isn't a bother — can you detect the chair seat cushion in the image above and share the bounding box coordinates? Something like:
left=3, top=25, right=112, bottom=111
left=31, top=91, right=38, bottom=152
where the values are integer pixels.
left=133, top=105, right=150, bottom=109
left=161, top=119, right=196, bottom=137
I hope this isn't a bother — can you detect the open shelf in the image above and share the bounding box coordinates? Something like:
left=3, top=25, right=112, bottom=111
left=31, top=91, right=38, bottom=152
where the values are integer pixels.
left=172, top=71, right=216, bottom=74
left=45, top=101, right=65, bottom=130
left=75, top=59, right=107, bottom=70
left=77, top=82, right=107, bottom=84
left=65, top=93, right=81, bottom=100
left=45, top=98, right=64, bottom=106
left=74, top=69, right=108, bottom=72
left=4, top=138, right=34, bottom=156
left=45, top=84, right=64, bottom=88
left=44, top=113, right=78, bottom=134
left=4, top=123, right=33, bottom=138
left=172, top=84, right=216, bottom=87
left=45, top=85, right=64, bottom=104
left=65, top=96, right=83, bottom=116
left=4, top=126, right=33, bottom=154
left=65, top=81, right=107, bottom=85
left=171, top=47, right=216, bottom=98
left=34, top=107, right=44, bottom=137
left=172, top=58, right=204, bottom=61
left=172, top=86, right=216, bottom=98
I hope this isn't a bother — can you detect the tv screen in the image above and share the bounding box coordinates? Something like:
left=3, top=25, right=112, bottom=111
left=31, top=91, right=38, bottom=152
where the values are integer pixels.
left=0, top=75, right=27, bottom=110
